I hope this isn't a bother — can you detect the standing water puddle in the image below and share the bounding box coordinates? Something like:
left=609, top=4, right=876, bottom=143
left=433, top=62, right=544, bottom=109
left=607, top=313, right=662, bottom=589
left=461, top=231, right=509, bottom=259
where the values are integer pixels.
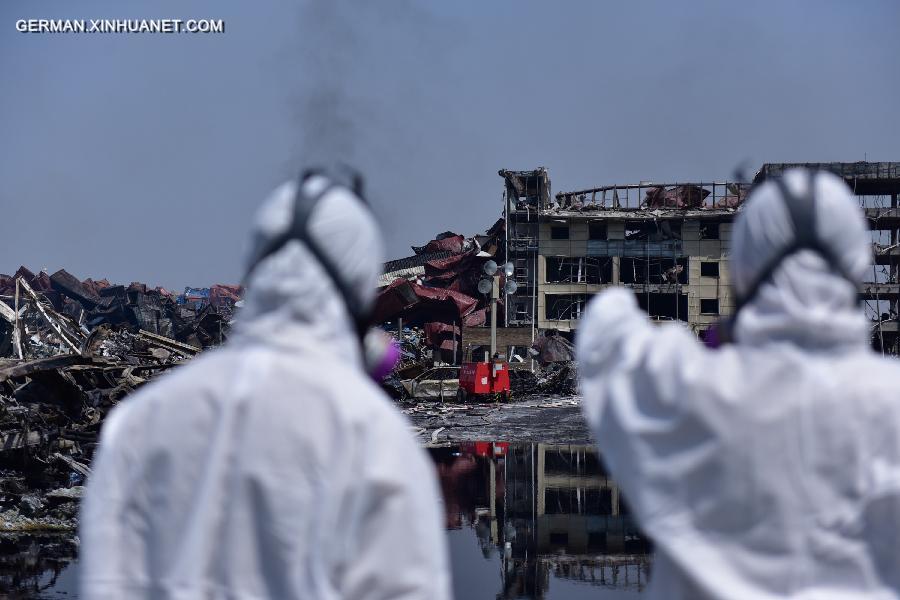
left=3, top=443, right=650, bottom=598
left=433, top=442, right=650, bottom=599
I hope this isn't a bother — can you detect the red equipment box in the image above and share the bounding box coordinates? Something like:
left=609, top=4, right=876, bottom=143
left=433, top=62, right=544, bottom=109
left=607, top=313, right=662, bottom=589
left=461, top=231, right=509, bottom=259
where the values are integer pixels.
left=457, top=361, right=510, bottom=402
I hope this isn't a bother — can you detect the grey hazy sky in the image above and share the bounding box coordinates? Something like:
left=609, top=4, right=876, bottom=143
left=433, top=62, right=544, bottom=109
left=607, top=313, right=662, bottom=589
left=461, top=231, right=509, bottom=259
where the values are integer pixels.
left=2, top=0, right=898, bottom=289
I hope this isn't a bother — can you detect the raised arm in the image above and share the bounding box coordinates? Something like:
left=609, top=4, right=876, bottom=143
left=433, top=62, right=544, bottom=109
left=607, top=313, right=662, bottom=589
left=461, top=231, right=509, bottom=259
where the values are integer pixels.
left=576, top=288, right=721, bottom=519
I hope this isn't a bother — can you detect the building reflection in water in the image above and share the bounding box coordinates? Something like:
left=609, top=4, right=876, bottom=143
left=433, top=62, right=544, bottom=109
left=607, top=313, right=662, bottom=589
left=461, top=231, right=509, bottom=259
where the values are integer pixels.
left=431, top=443, right=651, bottom=599
left=0, top=533, right=78, bottom=597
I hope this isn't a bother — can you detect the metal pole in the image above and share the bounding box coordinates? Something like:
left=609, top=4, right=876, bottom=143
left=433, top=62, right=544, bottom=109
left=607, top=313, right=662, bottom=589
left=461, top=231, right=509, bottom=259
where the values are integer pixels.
left=645, top=228, right=650, bottom=316
left=504, top=190, right=509, bottom=328
left=13, top=278, right=22, bottom=359
left=452, top=320, right=457, bottom=365
left=489, top=456, right=497, bottom=542
left=892, top=194, right=898, bottom=319
left=490, top=275, right=499, bottom=359
left=531, top=207, right=538, bottom=372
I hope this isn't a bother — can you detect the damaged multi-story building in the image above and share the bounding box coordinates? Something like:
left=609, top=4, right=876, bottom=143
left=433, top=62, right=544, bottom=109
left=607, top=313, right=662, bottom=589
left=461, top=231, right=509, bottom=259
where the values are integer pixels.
left=501, top=168, right=746, bottom=337
left=500, top=162, right=900, bottom=354
left=375, top=162, right=898, bottom=369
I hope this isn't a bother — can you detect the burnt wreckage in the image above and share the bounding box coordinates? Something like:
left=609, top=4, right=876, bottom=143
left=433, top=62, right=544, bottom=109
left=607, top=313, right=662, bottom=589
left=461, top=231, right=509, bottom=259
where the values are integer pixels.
left=374, top=219, right=576, bottom=399
left=0, top=160, right=896, bottom=533
left=502, top=162, right=899, bottom=353
left=377, top=161, right=900, bottom=378
left=0, top=267, right=242, bottom=532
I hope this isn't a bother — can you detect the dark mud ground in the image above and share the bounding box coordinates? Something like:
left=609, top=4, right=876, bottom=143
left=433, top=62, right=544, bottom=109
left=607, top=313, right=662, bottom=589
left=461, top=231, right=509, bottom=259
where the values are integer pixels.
left=2, top=396, right=593, bottom=598
left=405, top=396, right=590, bottom=445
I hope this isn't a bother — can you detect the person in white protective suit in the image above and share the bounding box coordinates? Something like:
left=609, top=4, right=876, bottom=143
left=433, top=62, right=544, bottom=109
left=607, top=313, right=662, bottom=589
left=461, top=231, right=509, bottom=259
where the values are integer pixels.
left=79, top=170, right=452, bottom=600
left=577, top=168, right=900, bottom=599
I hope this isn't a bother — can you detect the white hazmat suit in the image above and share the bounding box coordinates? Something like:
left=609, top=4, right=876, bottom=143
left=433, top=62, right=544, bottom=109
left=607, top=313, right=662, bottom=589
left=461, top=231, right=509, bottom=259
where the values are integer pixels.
left=80, top=176, right=451, bottom=600
left=577, top=169, right=900, bottom=599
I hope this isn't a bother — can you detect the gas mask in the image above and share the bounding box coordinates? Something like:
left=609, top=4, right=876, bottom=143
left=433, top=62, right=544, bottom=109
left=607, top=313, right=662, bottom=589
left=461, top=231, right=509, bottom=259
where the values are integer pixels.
left=245, top=167, right=400, bottom=379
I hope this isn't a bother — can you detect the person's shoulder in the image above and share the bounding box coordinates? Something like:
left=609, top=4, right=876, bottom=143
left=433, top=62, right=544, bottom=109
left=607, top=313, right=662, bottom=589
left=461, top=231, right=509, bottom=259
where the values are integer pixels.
left=855, top=351, right=900, bottom=392
left=342, top=369, right=409, bottom=426
left=345, top=380, right=432, bottom=482
left=317, top=361, right=417, bottom=444
left=871, top=351, right=900, bottom=371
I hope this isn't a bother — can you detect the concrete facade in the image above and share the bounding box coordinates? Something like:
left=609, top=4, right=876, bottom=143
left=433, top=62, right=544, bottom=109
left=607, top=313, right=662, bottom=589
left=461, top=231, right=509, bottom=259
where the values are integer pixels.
left=501, top=163, right=900, bottom=353
left=534, top=214, right=736, bottom=334
left=501, top=168, right=744, bottom=336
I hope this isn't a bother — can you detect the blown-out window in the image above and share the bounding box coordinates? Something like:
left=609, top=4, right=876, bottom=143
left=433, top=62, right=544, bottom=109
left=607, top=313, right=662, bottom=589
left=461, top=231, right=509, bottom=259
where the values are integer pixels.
left=545, top=294, right=589, bottom=320
left=545, top=257, right=612, bottom=284
left=551, top=226, right=570, bottom=240
left=700, top=298, right=719, bottom=314
left=700, top=262, right=719, bottom=278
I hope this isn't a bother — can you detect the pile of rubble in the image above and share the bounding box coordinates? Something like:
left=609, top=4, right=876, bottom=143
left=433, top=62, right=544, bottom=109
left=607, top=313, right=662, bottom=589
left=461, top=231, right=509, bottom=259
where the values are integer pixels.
left=505, top=364, right=577, bottom=398
left=375, top=220, right=508, bottom=365
left=376, top=219, right=581, bottom=402
left=379, top=326, right=432, bottom=398
left=0, top=267, right=242, bottom=532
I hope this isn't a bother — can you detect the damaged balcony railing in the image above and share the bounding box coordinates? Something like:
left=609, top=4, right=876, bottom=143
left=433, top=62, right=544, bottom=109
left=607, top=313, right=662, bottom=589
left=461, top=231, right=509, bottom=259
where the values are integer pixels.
left=553, top=181, right=750, bottom=211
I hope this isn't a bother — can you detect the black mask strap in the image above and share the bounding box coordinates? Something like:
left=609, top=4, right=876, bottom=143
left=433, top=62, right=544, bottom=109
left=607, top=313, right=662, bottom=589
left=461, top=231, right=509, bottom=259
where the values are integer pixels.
left=246, top=170, right=372, bottom=341
left=733, top=171, right=858, bottom=314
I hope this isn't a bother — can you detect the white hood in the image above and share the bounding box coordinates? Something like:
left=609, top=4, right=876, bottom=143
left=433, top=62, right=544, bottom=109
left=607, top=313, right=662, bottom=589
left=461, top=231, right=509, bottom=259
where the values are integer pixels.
left=79, top=177, right=451, bottom=600
left=577, top=168, right=900, bottom=599
left=234, top=176, right=384, bottom=361
left=731, top=169, right=872, bottom=349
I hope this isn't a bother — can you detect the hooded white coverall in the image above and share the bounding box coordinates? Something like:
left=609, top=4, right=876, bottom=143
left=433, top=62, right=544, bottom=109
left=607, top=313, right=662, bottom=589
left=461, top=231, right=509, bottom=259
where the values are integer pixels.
left=80, top=178, right=451, bottom=600
left=578, top=169, right=900, bottom=599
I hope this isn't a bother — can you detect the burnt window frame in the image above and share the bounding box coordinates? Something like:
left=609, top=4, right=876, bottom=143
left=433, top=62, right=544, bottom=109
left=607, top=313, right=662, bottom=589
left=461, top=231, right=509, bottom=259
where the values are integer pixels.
left=545, top=293, right=589, bottom=321
left=700, top=222, right=720, bottom=240
left=635, top=291, right=689, bottom=322
left=550, top=225, right=570, bottom=240
left=588, top=221, right=608, bottom=240
left=657, top=219, right=683, bottom=240
left=624, top=219, right=682, bottom=241
left=619, top=257, right=688, bottom=285
left=700, top=261, right=720, bottom=278
left=624, top=220, right=647, bottom=240
left=545, top=256, right=611, bottom=284
left=700, top=298, right=720, bottom=315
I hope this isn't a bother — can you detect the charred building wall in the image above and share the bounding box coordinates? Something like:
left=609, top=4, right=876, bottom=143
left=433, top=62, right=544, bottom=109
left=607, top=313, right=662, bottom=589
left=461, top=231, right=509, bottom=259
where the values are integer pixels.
left=503, top=162, right=900, bottom=352
left=534, top=210, right=736, bottom=335
left=502, top=169, right=743, bottom=337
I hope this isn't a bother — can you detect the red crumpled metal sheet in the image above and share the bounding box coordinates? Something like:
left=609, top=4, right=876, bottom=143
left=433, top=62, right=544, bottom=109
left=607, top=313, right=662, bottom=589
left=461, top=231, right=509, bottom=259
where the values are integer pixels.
left=714, top=193, right=745, bottom=208
left=372, top=279, right=480, bottom=324
left=423, top=234, right=466, bottom=254
left=209, top=284, right=243, bottom=307
left=645, top=185, right=710, bottom=209
left=425, top=252, right=471, bottom=273
left=81, top=278, right=112, bottom=296
left=424, top=321, right=462, bottom=349
left=462, top=307, right=487, bottom=327
left=0, top=267, right=53, bottom=296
